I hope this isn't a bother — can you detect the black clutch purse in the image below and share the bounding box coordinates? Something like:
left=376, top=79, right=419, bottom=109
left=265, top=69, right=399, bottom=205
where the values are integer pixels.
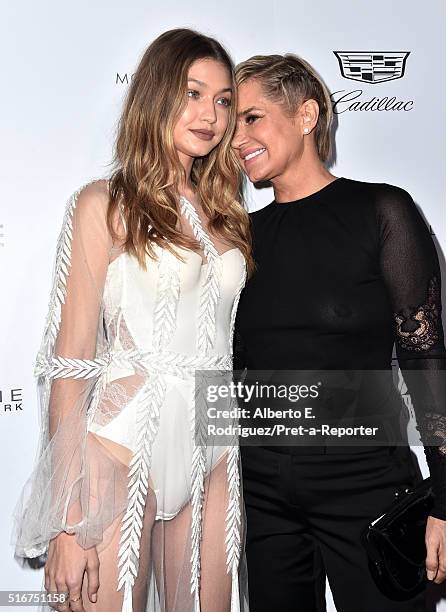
left=361, top=477, right=434, bottom=601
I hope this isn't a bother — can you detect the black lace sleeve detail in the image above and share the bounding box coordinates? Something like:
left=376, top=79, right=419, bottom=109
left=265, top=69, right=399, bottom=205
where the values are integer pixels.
left=395, top=275, right=440, bottom=353
left=421, top=413, right=446, bottom=455
left=393, top=274, right=446, bottom=453
left=377, top=184, right=446, bottom=520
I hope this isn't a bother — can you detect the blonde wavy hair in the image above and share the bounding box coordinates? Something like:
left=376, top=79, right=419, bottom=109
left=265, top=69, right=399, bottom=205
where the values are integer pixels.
left=235, top=54, right=333, bottom=162
left=107, top=28, right=254, bottom=275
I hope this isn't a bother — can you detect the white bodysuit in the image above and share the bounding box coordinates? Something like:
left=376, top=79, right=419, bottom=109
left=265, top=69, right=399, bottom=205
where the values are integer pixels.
left=11, top=179, right=248, bottom=612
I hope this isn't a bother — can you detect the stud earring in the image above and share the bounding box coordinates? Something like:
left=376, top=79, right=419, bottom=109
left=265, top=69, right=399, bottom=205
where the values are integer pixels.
left=303, top=127, right=310, bottom=134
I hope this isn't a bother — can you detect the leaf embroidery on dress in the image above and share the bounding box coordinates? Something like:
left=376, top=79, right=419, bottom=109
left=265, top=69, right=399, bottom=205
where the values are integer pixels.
left=225, top=262, right=246, bottom=602
left=180, top=196, right=226, bottom=609
left=38, top=181, right=102, bottom=358
left=34, top=355, right=109, bottom=379
left=179, top=196, right=222, bottom=356
left=152, top=248, right=181, bottom=350
left=117, top=377, right=166, bottom=611
left=116, top=238, right=183, bottom=611
left=189, top=376, right=207, bottom=610
left=25, top=183, right=244, bottom=612
left=34, top=179, right=106, bottom=460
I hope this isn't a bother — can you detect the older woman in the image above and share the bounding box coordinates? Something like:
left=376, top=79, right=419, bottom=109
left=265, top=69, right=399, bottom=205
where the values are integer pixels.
left=231, top=53, right=446, bottom=612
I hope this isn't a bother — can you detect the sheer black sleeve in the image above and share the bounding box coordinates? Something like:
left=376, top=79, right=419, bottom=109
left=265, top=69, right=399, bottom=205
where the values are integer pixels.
left=377, top=184, right=446, bottom=520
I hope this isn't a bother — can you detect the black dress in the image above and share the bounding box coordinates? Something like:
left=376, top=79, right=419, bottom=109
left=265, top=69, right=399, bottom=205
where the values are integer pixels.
left=234, top=177, right=446, bottom=611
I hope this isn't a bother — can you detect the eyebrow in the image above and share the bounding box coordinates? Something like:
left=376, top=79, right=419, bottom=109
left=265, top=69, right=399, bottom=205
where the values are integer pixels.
left=237, top=106, right=262, bottom=118
left=188, top=78, right=232, bottom=94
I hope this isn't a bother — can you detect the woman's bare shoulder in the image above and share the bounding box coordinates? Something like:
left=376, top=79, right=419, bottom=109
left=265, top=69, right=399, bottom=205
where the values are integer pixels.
left=72, top=178, right=111, bottom=218
left=77, top=177, right=110, bottom=202
left=74, top=178, right=127, bottom=243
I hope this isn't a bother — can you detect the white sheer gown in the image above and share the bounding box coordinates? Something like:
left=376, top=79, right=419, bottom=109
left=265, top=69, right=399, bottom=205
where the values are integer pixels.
left=11, top=179, right=249, bottom=612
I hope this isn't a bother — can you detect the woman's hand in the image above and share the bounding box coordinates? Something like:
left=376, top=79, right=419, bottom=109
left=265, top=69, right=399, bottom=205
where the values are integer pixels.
left=44, top=532, right=100, bottom=611
left=426, top=515, right=446, bottom=583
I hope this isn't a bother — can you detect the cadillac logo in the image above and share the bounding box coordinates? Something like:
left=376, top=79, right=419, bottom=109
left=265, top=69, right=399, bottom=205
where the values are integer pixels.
left=334, top=51, right=410, bottom=84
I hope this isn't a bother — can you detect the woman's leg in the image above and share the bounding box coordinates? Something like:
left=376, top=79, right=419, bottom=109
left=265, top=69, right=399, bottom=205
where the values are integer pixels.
left=81, top=433, right=158, bottom=612
left=200, top=453, right=232, bottom=610
left=152, top=453, right=232, bottom=612
left=241, top=445, right=327, bottom=612
left=296, top=446, right=426, bottom=612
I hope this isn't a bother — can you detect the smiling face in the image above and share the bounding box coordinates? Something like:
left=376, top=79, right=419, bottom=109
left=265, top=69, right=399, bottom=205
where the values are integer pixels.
left=173, top=58, right=233, bottom=165
left=232, top=78, right=307, bottom=184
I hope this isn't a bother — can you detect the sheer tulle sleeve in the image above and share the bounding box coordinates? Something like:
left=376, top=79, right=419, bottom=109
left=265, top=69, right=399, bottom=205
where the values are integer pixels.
left=11, top=179, right=128, bottom=558
left=377, top=184, right=446, bottom=519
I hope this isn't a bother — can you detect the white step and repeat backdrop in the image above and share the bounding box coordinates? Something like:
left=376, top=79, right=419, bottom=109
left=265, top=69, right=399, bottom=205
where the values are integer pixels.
left=1, top=0, right=445, bottom=609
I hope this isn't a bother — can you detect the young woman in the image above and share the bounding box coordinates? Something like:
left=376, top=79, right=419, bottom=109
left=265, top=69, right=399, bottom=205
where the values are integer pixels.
left=12, top=28, right=253, bottom=612
left=231, top=53, right=446, bottom=611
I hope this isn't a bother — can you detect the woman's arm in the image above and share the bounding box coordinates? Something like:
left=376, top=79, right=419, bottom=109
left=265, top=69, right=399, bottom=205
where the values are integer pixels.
left=376, top=183, right=446, bottom=519
left=13, top=179, right=113, bottom=557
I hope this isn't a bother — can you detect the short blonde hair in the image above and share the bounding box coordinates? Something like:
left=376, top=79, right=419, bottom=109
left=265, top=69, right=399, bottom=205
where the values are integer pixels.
left=235, top=54, right=333, bottom=162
